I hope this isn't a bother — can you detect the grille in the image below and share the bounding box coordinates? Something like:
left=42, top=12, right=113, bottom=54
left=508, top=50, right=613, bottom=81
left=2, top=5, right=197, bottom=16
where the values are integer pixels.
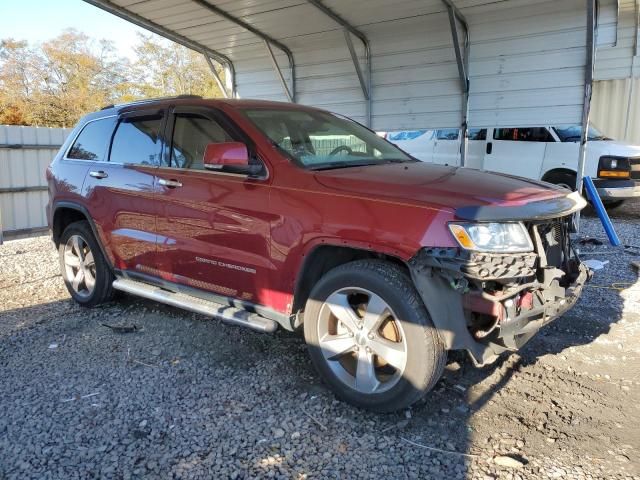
left=534, top=218, right=568, bottom=268
left=630, top=157, right=640, bottom=180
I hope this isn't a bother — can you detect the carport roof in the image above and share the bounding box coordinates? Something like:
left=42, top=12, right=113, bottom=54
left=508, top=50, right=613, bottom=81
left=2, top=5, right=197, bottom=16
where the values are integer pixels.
left=84, top=0, right=620, bottom=132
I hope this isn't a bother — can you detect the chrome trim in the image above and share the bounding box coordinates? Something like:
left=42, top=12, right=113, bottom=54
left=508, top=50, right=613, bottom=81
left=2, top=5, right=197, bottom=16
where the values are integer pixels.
left=158, top=178, right=182, bottom=188
left=597, top=185, right=640, bottom=198
left=112, top=278, right=278, bottom=333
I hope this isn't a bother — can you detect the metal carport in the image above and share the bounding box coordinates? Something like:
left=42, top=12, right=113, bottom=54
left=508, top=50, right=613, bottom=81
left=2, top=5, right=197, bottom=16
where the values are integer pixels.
left=83, top=0, right=628, bottom=175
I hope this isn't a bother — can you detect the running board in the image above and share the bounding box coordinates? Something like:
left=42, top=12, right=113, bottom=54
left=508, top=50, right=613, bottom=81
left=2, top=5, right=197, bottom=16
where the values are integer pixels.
left=112, top=278, right=278, bottom=333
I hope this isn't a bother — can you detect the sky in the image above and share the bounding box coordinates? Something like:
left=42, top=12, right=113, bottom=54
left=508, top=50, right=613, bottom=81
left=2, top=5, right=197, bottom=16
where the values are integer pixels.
left=0, top=0, right=160, bottom=58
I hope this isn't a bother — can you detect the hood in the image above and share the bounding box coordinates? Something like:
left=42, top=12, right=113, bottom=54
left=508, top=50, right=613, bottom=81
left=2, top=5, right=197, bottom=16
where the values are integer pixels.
left=588, top=140, right=640, bottom=157
left=313, top=162, right=567, bottom=212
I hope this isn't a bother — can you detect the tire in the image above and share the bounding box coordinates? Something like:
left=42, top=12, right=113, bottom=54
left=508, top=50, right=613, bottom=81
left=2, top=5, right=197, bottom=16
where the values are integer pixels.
left=303, top=259, right=446, bottom=412
left=602, top=199, right=625, bottom=209
left=544, top=171, right=577, bottom=191
left=58, top=220, right=114, bottom=307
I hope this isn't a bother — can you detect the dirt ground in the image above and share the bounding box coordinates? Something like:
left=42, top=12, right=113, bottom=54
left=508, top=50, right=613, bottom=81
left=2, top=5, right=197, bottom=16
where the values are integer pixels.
left=0, top=204, right=639, bottom=479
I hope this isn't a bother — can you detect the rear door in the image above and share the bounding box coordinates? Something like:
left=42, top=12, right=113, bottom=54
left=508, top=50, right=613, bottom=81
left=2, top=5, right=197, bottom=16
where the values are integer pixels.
left=153, top=105, right=273, bottom=306
left=483, top=127, right=552, bottom=179
left=82, top=109, right=164, bottom=272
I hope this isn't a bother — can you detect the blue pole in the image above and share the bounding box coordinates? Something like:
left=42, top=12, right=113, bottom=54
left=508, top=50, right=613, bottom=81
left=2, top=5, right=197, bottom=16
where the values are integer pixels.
left=583, top=176, right=621, bottom=246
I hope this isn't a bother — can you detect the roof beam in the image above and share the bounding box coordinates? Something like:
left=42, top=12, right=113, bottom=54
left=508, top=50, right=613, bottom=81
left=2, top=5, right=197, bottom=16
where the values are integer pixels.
left=442, top=0, right=470, bottom=166
left=190, top=0, right=296, bottom=102
left=82, top=0, right=236, bottom=96
left=306, top=0, right=372, bottom=126
left=264, top=40, right=293, bottom=102
left=575, top=0, right=597, bottom=231
left=204, top=55, right=230, bottom=98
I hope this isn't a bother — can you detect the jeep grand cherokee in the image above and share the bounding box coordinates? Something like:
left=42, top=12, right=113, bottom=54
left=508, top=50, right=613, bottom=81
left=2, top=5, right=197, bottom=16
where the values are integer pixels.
left=47, top=96, right=589, bottom=412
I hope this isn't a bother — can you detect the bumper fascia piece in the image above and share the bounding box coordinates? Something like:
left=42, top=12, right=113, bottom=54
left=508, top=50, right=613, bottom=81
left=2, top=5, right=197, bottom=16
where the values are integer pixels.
left=409, top=212, right=590, bottom=366
left=593, top=179, right=640, bottom=199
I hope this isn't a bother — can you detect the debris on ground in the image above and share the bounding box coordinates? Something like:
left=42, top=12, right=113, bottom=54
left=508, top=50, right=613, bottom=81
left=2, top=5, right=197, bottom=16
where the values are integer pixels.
left=101, top=322, right=139, bottom=333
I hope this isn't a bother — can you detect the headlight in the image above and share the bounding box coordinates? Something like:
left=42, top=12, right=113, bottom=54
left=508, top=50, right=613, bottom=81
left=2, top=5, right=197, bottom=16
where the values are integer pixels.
left=598, top=156, right=631, bottom=178
left=448, top=222, right=533, bottom=253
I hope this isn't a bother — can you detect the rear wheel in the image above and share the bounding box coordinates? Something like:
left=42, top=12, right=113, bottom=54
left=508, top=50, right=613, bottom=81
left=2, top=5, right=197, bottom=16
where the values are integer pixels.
left=303, top=260, right=445, bottom=412
left=544, top=171, right=577, bottom=191
left=602, top=199, right=625, bottom=209
left=59, top=221, right=114, bottom=307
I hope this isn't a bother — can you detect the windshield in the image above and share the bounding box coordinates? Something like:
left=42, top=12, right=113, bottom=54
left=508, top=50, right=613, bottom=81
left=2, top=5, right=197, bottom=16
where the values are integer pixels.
left=554, top=125, right=609, bottom=142
left=241, top=108, right=414, bottom=170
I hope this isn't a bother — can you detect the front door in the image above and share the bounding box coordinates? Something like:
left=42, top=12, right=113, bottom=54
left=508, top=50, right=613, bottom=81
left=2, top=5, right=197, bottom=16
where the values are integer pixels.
left=432, top=129, right=461, bottom=166
left=483, top=127, right=551, bottom=179
left=154, top=106, right=273, bottom=306
left=466, top=128, right=487, bottom=170
left=82, top=109, right=163, bottom=272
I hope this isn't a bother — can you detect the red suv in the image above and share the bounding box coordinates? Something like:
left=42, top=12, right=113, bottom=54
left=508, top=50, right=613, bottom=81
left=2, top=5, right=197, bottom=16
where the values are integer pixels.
left=47, top=96, right=589, bottom=411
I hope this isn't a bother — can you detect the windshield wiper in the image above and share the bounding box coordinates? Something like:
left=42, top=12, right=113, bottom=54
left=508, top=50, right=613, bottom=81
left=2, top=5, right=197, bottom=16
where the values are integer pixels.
left=308, top=160, right=381, bottom=171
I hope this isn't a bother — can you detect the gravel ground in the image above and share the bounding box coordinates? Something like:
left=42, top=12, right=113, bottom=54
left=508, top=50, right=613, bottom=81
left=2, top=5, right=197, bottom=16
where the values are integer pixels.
left=1, top=202, right=639, bottom=479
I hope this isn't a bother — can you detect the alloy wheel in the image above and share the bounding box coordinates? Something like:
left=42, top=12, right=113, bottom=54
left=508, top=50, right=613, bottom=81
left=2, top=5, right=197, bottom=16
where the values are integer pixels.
left=63, top=234, right=96, bottom=299
left=317, top=287, right=408, bottom=394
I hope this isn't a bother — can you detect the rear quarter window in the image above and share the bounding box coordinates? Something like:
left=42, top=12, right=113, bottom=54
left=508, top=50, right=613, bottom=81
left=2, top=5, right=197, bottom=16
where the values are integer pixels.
left=67, top=117, right=116, bottom=161
left=493, top=127, right=554, bottom=142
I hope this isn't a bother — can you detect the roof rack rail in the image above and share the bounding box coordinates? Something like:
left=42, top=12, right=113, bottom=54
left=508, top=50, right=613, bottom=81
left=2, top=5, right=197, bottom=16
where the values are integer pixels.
left=101, top=94, right=203, bottom=110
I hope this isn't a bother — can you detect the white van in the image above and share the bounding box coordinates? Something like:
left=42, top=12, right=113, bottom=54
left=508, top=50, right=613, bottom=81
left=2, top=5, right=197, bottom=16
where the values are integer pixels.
left=387, top=125, right=640, bottom=206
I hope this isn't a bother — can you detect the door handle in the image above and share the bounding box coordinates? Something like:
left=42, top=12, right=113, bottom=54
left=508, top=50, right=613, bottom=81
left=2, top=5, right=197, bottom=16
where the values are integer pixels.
left=486, top=142, right=493, bottom=155
left=89, top=170, right=108, bottom=179
left=158, top=178, right=182, bottom=188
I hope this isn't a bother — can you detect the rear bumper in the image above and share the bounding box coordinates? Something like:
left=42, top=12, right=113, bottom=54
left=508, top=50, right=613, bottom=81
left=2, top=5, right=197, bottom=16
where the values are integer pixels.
left=593, top=179, right=640, bottom=199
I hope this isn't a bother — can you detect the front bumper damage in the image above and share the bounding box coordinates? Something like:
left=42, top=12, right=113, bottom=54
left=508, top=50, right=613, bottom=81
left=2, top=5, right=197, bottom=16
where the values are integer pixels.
left=409, top=203, right=590, bottom=366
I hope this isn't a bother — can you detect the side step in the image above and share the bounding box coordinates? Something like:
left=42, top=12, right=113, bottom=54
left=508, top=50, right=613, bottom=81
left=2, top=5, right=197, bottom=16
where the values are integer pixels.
left=112, top=278, right=278, bottom=333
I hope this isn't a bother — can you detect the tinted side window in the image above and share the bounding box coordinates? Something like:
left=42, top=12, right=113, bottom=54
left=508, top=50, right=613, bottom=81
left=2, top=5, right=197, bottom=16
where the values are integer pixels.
left=67, top=117, right=116, bottom=160
left=493, top=127, right=554, bottom=142
left=436, top=129, right=459, bottom=140
left=468, top=128, right=486, bottom=140
left=110, top=116, right=163, bottom=165
left=170, top=114, right=233, bottom=169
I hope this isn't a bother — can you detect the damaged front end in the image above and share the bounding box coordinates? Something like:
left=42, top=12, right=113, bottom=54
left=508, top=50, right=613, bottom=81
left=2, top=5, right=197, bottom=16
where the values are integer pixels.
left=409, top=192, right=591, bottom=366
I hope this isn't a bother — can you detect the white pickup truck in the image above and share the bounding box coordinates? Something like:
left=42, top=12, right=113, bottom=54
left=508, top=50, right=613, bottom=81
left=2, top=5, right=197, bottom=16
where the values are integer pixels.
left=387, top=125, right=640, bottom=207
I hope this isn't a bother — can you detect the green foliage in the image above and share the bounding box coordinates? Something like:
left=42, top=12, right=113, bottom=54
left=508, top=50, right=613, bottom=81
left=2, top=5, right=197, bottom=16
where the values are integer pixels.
left=0, top=29, right=225, bottom=127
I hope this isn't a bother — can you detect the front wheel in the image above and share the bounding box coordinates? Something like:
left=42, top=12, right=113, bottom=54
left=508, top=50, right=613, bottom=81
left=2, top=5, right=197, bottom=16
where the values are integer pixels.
left=303, top=260, right=445, bottom=412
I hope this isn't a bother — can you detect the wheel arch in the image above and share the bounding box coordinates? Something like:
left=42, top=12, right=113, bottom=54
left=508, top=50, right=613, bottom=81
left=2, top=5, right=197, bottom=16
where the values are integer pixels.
left=292, top=243, right=410, bottom=318
left=51, top=201, right=113, bottom=270
left=541, top=168, right=577, bottom=183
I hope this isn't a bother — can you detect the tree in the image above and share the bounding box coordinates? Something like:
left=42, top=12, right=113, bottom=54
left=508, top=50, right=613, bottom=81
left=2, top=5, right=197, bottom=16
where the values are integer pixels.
left=0, top=39, right=34, bottom=125
left=0, top=29, right=226, bottom=127
left=131, top=33, right=225, bottom=99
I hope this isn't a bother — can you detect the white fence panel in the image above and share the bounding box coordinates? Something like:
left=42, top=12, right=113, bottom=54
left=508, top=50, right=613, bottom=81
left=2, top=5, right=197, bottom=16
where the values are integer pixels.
left=0, top=125, right=72, bottom=241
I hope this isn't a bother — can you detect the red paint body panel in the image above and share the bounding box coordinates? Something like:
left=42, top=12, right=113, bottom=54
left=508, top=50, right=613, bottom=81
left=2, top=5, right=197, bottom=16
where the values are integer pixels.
left=48, top=98, right=569, bottom=317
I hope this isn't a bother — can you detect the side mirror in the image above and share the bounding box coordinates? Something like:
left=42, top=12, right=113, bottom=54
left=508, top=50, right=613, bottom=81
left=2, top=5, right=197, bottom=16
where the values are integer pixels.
left=203, top=142, right=249, bottom=171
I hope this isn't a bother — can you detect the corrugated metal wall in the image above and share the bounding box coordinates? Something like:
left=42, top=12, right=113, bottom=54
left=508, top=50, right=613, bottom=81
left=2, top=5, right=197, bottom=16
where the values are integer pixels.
left=0, top=126, right=71, bottom=241
left=592, top=77, right=640, bottom=143
left=595, top=0, right=638, bottom=80
left=99, top=0, right=612, bottom=131
left=467, top=0, right=617, bottom=127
